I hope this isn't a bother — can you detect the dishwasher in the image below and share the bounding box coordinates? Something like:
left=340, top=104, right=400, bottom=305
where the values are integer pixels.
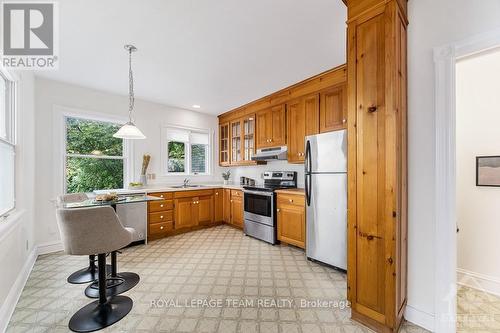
left=115, top=197, right=148, bottom=243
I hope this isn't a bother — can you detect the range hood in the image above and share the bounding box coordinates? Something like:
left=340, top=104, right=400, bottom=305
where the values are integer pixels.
left=251, top=146, right=287, bottom=161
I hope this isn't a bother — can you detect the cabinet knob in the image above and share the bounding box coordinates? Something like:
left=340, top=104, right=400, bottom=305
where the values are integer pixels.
left=368, top=106, right=377, bottom=113
left=230, top=200, right=233, bottom=203
left=160, top=215, right=164, bottom=219
left=342, top=119, right=347, bottom=123
left=160, top=195, right=164, bottom=198
left=216, top=192, right=219, bottom=195
left=160, top=226, right=164, bottom=230
left=289, top=199, right=293, bottom=203
left=277, top=208, right=281, bottom=212
left=160, top=204, right=164, bottom=208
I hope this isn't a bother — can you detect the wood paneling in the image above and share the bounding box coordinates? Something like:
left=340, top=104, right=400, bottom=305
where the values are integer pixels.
left=320, top=85, right=347, bottom=133
left=214, top=189, right=223, bottom=222
left=347, top=0, right=408, bottom=331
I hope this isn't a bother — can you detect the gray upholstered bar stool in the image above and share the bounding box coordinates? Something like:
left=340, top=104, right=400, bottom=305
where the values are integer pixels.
left=57, top=193, right=111, bottom=284
left=56, top=206, right=135, bottom=332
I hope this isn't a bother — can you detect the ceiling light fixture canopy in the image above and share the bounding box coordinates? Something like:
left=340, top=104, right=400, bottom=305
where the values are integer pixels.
left=113, top=44, right=146, bottom=140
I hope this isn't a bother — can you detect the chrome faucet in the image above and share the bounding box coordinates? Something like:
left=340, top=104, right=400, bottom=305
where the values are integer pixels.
left=183, top=178, right=190, bottom=187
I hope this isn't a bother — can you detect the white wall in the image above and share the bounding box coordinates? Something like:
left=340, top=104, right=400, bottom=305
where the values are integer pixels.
left=0, top=71, right=36, bottom=330
left=407, top=0, right=500, bottom=329
left=229, top=161, right=305, bottom=187
left=456, top=48, right=500, bottom=294
left=34, top=78, right=221, bottom=247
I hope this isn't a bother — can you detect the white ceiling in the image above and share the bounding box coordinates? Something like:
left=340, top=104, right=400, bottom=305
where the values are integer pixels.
left=36, top=0, right=347, bottom=115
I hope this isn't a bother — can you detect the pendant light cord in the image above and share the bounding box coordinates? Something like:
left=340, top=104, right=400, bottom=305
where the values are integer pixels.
left=128, top=47, right=135, bottom=122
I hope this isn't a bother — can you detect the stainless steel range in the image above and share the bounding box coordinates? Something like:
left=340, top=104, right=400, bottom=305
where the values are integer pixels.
left=243, top=171, right=297, bottom=244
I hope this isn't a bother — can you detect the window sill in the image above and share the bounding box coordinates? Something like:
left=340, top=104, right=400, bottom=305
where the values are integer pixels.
left=0, top=209, right=26, bottom=243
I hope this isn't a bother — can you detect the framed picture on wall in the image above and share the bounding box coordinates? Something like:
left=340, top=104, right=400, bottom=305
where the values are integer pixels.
left=476, top=156, right=500, bottom=187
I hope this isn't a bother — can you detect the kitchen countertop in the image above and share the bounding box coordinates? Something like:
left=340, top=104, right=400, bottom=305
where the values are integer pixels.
left=94, top=183, right=245, bottom=195
left=274, top=188, right=305, bottom=195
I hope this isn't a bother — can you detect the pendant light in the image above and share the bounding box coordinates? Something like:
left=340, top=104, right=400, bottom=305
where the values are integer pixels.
left=113, top=44, right=146, bottom=139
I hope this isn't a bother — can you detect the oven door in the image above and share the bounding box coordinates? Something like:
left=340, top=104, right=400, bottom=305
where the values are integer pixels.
left=243, top=190, right=274, bottom=226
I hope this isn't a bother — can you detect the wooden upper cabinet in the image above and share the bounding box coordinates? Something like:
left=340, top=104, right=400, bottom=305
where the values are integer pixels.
left=320, top=84, right=347, bottom=133
left=271, top=104, right=286, bottom=146
left=230, top=119, right=242, bottom=164
left=287, top=94, right=319, bottom=163
left=255, top=109, right=273, bottom=148
left=256, top=104, right=286, bottom=149
left=219, top=122, right=230, bottom=166
left=242, top=115, right=256, bottom=162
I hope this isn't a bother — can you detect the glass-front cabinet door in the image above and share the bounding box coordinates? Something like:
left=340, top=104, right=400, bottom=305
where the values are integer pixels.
left=219, top=122, right=230, bottom=166
left=231, top=120, right=241, bottom=163
left=243, top=115, right=255, bottom=162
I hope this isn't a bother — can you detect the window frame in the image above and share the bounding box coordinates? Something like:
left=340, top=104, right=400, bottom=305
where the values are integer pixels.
left=60, top=111, right=132, bottom=194
left=161, top=126, right=212, bottom=177
left=0, top=69, right=17, bottom=218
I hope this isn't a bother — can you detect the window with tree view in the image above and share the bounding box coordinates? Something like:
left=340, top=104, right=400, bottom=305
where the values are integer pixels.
left=65, top=117, right=126, bottom=193
left=165, top=127, right=210, bottom=175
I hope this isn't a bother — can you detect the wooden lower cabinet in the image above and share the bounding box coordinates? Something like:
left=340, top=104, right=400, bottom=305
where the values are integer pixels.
left=214, top=189, right=223, bottom=222
left=230, top=193, right=244, bottom=228
left=147, top=192, right=174, bottom=240
left=174, top=197, right=197, bottom=229
left=197, top=195, right=214, bottom=225
left=277, top=193, right=306, bottom=249
left=223, top=189, right=231, bottom=223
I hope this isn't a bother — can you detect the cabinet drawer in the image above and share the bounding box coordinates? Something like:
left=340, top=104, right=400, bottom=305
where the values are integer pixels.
left=149, top=211, right=173, bottom=224
left=174, top=189, right=214, bottom=199
left=277, top=194, right=305, bottom=207
left=149, top=192, right=173, bottom=199
left=148, top=200, right=173, bottom=212
left=231, top=190, right=243, bottom=198
left=149, top=221, right=173, bottom=235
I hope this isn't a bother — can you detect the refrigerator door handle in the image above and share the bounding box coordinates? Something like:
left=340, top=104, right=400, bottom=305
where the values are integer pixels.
left=305, top=140, right=312, bottom=175
left=305, top=173, right=312, bottom=206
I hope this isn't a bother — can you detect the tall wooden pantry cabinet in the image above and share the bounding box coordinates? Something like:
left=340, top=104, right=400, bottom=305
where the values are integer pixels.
left=345, top=0, right=408, bottom=332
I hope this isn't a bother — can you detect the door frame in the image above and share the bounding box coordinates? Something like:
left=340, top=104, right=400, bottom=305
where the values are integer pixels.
left=433, top=28, right=500, bottom=333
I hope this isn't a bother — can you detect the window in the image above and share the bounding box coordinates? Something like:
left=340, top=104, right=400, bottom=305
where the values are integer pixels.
left=164, top=127, right=210, bottom=175
left=0, top=71, right=16, bottom=217
left=64, top=116, right=128, bottom=193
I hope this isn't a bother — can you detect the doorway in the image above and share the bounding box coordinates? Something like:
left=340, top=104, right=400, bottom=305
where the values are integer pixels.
left=455, top=46, right=500, bottom=331
left=434, top=28, right=500, bottom=333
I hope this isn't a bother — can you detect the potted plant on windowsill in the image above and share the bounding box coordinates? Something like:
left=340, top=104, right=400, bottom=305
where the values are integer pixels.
left=222, top=170, right=231, bottom=185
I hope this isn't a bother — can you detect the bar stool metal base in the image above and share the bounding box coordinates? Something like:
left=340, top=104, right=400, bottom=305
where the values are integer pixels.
left=67, top=264, right=112, bottom=284
left=68, top=295, right=132, bottom=332
left=84, top=272, right=139, bottom=298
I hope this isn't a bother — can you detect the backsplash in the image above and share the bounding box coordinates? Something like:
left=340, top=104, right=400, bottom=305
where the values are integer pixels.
left=226, top=161, right=305, bottom=187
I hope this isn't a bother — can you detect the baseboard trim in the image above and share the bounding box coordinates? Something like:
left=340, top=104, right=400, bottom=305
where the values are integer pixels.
left=37, top=240, right=63, bottom=256
left=404, top=305, right=435, bottom=332
left=0, top=248, right=37, bottom=333
left=457, top=268, right=500, bottom=297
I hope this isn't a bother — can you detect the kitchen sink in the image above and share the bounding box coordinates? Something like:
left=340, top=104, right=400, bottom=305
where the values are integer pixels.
left=171, top=184, right=207, bottom=188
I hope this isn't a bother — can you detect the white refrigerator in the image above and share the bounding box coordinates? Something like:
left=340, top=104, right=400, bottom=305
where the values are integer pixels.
left=305, top=129, right=347, bottom=270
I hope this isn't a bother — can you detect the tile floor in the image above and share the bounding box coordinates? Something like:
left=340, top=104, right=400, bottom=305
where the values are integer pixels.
left=8, top=225, right=427, bottom=333
left=457, top=285, right=500, bottom=332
